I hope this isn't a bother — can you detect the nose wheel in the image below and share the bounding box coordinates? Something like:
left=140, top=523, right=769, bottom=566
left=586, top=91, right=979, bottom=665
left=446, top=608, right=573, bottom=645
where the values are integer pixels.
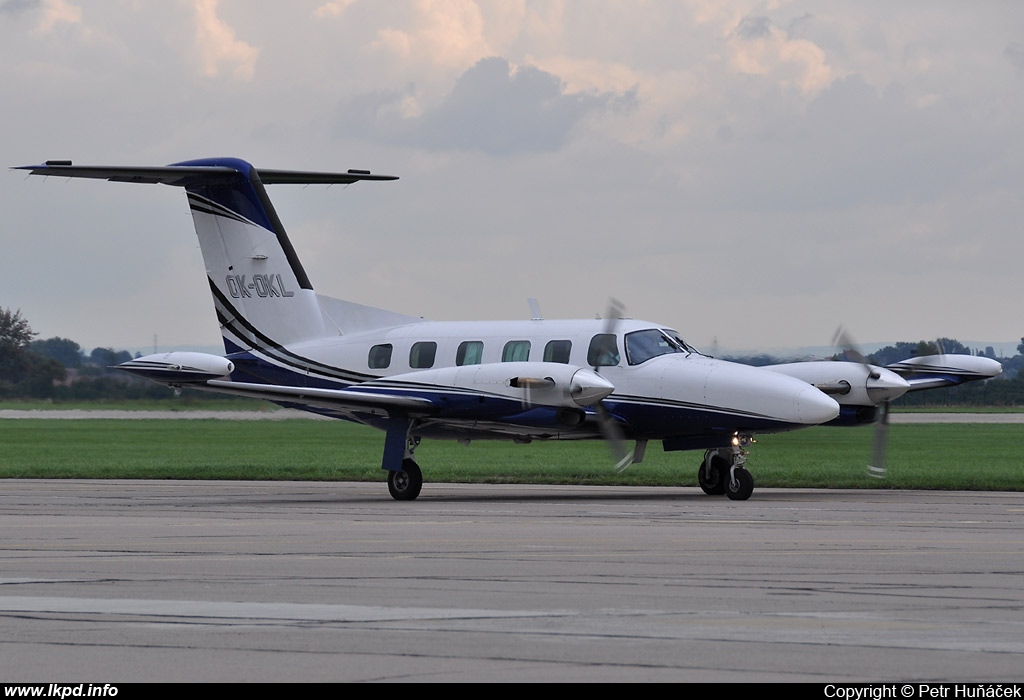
left=699, top=442, right=755, bottom=500
left=725, top=465, right=754, bottom=500
left=698, top=451, right=728, bottom=495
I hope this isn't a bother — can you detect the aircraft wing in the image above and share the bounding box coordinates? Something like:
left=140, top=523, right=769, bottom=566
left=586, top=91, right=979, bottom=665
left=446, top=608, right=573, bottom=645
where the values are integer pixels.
left=118, top=353, right=614, bottom=422
left=765, top=353, right=1003, bottom=414
left=201, top=380, right=436, bottom=415
left=114, top=353, right=433, bottom=414
left=885, top=354, right=1003, bottom=391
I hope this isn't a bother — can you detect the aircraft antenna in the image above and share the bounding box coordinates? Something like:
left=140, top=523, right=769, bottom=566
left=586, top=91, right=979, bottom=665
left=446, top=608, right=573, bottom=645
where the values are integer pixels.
left=527, top=298, right=543, bottom=321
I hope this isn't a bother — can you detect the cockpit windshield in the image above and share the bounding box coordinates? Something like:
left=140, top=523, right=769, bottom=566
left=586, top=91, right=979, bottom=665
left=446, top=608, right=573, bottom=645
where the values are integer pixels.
left=624, top=328, right=698, bottom=365
left=664, top=329, right=700, bottom=355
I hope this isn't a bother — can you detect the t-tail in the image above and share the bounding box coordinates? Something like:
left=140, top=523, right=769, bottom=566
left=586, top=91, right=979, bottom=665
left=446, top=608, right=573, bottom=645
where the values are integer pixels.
left=14, top=158, right=403, bottom=356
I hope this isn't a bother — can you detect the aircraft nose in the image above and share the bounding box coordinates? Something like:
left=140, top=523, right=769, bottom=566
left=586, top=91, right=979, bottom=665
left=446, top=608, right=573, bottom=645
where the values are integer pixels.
left=570, top=368, right=615, bottom=407
left=794, top=383, right=841, bottom=425
left=704, top=360, right=839, bottom=426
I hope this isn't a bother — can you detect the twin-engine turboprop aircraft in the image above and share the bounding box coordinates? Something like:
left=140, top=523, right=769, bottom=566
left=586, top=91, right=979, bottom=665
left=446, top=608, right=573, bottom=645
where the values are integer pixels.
left=15, top=158, right=1001, bottom=500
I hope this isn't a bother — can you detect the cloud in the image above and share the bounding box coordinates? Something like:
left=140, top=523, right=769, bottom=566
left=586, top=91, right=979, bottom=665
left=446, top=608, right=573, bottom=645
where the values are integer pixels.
left=1006, top=42, right=1024, bottom=76
left=371, top=0, right=491, bottom=69
left=192, top=0, right=259, bottom=80
left=728, top=13, right=832, bottom=93
left=336, top=56, right=634, bottom=154
left=25, top=0, right=79, bottom=34
left=3, top=2, right=1023, bottom=351
left=313, top=0, right=356, bottom=19
left=0, top=0, right=41, bottom=17
left=735, top=15, right=773, bottom=40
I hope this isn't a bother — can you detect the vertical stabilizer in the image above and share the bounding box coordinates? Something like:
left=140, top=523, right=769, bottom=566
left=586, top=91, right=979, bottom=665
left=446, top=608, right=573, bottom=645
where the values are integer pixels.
left=178, top=158, right=327, bottom=352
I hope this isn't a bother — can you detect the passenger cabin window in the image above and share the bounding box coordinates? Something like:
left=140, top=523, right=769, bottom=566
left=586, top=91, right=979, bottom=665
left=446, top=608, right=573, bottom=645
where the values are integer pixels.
left=544, top=340, right=572, bottom=364
left=625, top=329, right=689, bottom=365
left=502, top=340, right=531, bottom=362
left=409, top=341, right=437, bottom=369
left=457, top=341, right=483, bottom=366
left=588, top=334, right=620, bottom=367
left=368, top=344, right=393, bottom=369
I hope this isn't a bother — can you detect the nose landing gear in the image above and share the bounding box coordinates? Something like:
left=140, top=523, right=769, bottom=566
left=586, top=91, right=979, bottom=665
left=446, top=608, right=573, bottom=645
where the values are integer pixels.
left=699, top=435, right=755, bottom=500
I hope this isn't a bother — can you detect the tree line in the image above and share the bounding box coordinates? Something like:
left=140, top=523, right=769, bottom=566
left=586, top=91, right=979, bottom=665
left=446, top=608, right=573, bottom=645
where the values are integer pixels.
left=3, top=306, right=1024, bottom=406
left=0, top=307, right=207, bottom=401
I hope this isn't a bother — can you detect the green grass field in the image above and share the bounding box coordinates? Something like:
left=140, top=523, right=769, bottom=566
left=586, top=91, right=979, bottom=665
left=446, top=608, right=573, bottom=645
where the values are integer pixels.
left=1, top=418, right=1021, bottom=490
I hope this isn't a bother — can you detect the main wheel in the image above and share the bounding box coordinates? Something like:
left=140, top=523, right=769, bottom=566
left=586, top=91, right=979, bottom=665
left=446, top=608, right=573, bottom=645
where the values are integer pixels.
left=388, top=459, right=423, bottom=501
left=725, top=467, right=754, bottom=501
left=698, top=454, right=728, bottom=495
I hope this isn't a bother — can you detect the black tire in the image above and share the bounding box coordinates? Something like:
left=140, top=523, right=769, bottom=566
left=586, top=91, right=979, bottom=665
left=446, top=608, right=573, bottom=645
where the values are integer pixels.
left=387, top=459, right=423, bottom=501
left=725, top=467, right=754, bottom=501
left=698, top=454, right=728, bottom=495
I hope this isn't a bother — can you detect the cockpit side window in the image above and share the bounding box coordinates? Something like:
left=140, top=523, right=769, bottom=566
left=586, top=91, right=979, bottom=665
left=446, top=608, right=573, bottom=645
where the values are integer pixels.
left=587, top=334, right=620, bottom=367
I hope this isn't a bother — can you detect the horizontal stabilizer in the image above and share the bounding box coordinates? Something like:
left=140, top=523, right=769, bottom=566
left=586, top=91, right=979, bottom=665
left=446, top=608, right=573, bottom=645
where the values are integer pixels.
left=258, top=168, right=398, bottom=184
left=13, top=160, right=397, bottom=186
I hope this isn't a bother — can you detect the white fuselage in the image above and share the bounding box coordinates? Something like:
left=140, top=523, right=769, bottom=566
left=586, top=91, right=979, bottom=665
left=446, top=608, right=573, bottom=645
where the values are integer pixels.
left=225, top=316, right=841, bottom=444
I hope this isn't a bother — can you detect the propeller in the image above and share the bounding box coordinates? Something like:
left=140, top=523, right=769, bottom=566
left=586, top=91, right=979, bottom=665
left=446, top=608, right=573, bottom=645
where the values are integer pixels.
left=595, top=298, right=633, bottom=472
left=868, top=400, right=889, bottom=479
left=833, top=326, right=889, bottom=479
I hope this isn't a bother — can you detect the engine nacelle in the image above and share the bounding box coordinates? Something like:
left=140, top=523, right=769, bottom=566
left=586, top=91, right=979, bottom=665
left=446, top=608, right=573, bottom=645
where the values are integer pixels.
left=366, top=362, right=614, bottom=409
left=117, top=352, right=235, bottom=384
left=765, top=361, right=910, bottom=407
left=886, top=354, right=1003, bottom=387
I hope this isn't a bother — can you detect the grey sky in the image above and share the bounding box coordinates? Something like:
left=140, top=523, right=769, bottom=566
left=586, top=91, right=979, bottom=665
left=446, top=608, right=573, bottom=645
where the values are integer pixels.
left=2, top=1, right=1022, bottom=354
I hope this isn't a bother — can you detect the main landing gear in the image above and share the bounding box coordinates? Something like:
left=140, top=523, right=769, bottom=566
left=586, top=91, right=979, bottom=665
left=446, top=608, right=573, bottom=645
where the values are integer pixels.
left=383, top=415, right=424, bottom=501
left=387, top=458, right=423, bottom=501
left=699, top=437, right=755, bottom=501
